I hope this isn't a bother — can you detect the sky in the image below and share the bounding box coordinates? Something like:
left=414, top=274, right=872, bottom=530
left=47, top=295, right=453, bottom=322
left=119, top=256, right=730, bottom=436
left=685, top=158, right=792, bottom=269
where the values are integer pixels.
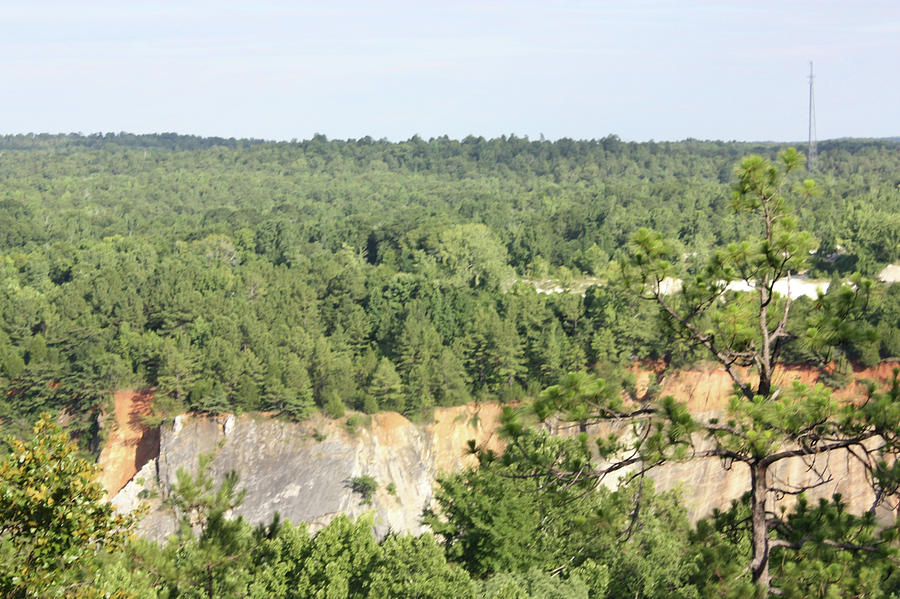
left=2, top=1, right=898, bottom=142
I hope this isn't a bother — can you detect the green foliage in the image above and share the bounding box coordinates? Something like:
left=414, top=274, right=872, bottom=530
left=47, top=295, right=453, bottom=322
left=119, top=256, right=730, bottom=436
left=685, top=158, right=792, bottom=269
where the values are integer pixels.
left=0, top=414, right=135, bottom=597
left=476, top=568, right=591, bottom=599
left=133, top=454, right=254, bottom=598
left=433, top=223, right=513, bottom=290
left=367, top=357, right=404, bottom=413
left=499, top=149, right=900, bottom=595
left=0, top=136, right=897, bottom=439
left=771, top=495, right=900, bottom=598
left=323, top=392, right=346, bottom=419
left=278, top=514, right=381, bottom=597
left=368, top=533, right=475, bottom=599
left=426, top=434, right=700, bottom=597
left=100, top=459, right=478, bottom=598
left=349, top=475, right=379, bottom=505
left=0, top=135, right=897, bottom=597
left=687, top=490, right=900, bottom=599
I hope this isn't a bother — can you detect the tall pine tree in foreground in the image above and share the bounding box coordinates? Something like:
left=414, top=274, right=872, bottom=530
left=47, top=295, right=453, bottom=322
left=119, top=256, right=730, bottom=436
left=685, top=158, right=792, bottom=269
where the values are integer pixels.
left=500, top=149, right=900, bottom=596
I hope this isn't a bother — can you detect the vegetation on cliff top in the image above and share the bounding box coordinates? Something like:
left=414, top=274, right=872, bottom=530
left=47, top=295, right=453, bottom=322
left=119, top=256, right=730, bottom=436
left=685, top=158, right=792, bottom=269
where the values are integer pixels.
left=0, top=135, right=898, bottom=442
left=0, top=137, right=899, bottom=595
left=495, top=149, right=900, bottom=595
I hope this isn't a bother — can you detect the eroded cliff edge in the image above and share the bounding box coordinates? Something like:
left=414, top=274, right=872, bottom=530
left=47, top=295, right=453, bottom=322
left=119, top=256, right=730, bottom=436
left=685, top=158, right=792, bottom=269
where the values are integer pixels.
left=109, top=404, right=505, bottom=541
left=103, top=362, right=899, bottom=540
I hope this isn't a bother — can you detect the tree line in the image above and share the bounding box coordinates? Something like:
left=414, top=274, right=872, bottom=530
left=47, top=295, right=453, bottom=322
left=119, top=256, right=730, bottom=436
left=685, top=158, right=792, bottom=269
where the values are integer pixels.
left=0, top=134, right=898, bottom=440
left=1, top=140, right=899, bottom=596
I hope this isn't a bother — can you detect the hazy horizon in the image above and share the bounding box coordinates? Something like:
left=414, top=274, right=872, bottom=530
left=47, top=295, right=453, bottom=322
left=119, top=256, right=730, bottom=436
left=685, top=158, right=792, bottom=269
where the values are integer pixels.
left=3, top=1, right=898, bottom=143
left=5, top=131, right=900, bottom=145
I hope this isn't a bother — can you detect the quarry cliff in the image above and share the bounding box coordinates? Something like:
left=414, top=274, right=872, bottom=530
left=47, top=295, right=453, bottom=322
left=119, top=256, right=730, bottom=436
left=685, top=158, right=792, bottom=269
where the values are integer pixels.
left=101, top=362, right=900, bottom=540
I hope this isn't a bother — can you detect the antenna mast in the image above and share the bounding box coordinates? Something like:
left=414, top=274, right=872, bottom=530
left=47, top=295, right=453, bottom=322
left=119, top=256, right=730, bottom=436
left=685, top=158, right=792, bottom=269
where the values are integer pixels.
left=807, top=61, right=818, bottom=171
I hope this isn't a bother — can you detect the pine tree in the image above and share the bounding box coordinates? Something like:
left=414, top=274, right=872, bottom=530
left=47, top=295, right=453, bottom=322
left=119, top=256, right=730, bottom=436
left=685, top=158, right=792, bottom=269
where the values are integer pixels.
left=502, top=150, right=900, bottom=595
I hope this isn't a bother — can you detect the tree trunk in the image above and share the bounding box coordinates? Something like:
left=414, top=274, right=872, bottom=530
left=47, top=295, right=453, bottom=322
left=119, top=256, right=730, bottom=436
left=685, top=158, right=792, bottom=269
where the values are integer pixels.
left=750, top=461, right=770, bottom=592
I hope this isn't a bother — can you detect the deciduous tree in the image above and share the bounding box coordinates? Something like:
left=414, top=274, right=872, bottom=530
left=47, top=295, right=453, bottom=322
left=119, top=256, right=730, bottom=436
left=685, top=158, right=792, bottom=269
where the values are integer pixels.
left=0, top=414, right=134, bottom=597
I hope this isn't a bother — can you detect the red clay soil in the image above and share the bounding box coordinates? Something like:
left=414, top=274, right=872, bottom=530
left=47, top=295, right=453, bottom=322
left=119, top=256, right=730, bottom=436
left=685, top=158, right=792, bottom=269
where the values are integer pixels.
left=96, top=362, right=898, bottom=498
left=97, top=388, right=159, bottom=498
left=632, top=360, right=900, bottom=412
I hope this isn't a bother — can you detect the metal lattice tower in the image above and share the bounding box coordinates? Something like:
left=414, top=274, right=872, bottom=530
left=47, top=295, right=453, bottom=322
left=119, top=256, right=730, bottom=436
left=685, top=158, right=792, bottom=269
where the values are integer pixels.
left=808, top=61, right=818, bottom=171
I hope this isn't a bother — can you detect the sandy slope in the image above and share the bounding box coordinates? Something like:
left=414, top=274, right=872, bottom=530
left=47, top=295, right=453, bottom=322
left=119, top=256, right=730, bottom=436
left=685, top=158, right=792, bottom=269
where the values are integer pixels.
left=98, top=362, right=898, bottom=502
left=97, top=388, right=159, bottom=497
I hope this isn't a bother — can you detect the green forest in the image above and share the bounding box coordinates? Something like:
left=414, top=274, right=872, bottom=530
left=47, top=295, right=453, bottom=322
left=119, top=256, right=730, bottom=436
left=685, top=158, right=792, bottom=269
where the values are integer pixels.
left=1, top=134, right=900, bottom=597
left=0, top=134, right=898, bottom=437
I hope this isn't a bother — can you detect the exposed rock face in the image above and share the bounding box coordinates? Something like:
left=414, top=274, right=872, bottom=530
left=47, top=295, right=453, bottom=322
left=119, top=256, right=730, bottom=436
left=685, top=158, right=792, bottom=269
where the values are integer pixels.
left=879, top=263, right=900, bottom=283
left=108, top=362, right=899, bottom=540
left=643, top=426, right=890, bottom=522
left=115, top=405, right=504, bottom=541
left=631, top=361, right=900, bottom=413
left=630, top=362, right=900, bottom=522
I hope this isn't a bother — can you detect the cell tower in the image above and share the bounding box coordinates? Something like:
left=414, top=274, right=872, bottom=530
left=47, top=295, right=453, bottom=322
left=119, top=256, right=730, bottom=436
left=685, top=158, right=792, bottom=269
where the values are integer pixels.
left=807, top=61, right=818, bottom=171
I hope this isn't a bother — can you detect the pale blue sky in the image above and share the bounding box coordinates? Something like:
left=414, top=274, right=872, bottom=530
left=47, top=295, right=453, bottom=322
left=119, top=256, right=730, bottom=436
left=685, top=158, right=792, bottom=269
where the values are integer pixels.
left=2, top=1, right=898, bottom=142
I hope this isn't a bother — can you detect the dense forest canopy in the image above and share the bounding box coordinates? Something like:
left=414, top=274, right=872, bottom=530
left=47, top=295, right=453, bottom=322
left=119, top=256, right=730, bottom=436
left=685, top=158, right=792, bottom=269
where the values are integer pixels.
left=1, top=134, right=900, bottom=597
left=0, top=134, right=898, bottom=440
